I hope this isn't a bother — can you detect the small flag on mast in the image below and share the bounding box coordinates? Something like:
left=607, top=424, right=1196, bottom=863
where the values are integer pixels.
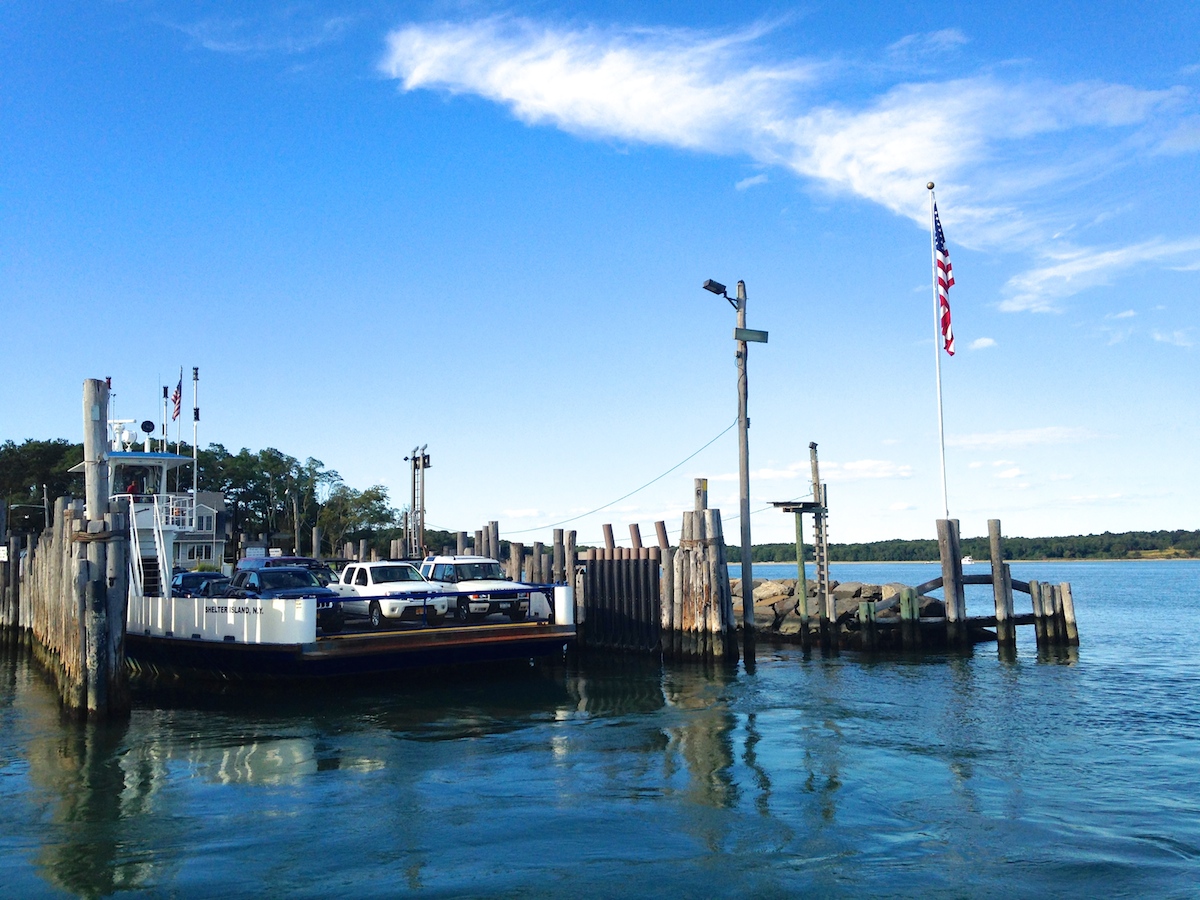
left=171, top=373, right=182, bottom=420
left=933, top=203, right=955, bottom=355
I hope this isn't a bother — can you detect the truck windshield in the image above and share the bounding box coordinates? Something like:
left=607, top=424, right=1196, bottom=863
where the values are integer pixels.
left=261, top=570, right=320, bottom=591
left=455, top=563, right=505, bottom=581
left=372, top=565, right=423, bottom=584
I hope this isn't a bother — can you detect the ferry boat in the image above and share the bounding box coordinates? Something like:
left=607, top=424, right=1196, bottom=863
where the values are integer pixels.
left=86, top=418, right=575, bottom=679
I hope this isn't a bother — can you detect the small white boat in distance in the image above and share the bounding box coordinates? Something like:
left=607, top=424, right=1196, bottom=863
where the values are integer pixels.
left=961, top=555, right=975, bottom=566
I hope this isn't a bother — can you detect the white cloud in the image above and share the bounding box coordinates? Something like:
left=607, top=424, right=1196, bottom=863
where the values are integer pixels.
left=887, top=29, right=968, bottom=62
left=969, top=336, right=996, bottom=350
left=996, top=467, right=1022, bottom=479
left=824, top=459, right=913, bottom=481
left=380, top=17, right=1191, bottom=250
left=1107, top=309, right=1137, bottom=319
left=735, top=173, right=769, bottom=190
left=947, top=426, right=1096, bottom=449
left=710, top=458, right=910, bottom=482
left=176, top=13, right=352, bottom=55
left=1152, top=329, right=1194, bottom=347
left=888, top=501, right=917, bottom=511
left=503, top=508, right=541, bottom=518
left=968, top=461, right=983, bottom=468
left=1001, top=238, right=1200, bottom=312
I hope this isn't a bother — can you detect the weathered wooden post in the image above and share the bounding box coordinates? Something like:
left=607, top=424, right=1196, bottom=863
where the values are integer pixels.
left=552, top=529, right=565, bottom=582
left=358, top=538, right=367, bottom=562
left=531, top=541, right=543, bottom=583
left=989, top=520, right=1015, bottom=646
left=629, top=524, right=642, bottom=552
left=793, top=511, right=811, bottom=650
left=457, top=531, right=467, bottom=555
left=1059, top=582, right=1079, bottom=646
left=602, top=524, right=615, bottom=553
left=488, top=521, right=499, bottom=561
left=858, top=600, right=877, bottom=651
left=1029, top=580, right=1047, bottom=648
left=937, top=518, right=966, bottom=647
left=899, top=587, right=920, bottom=649
left=508, top=542, right=522, bottom=582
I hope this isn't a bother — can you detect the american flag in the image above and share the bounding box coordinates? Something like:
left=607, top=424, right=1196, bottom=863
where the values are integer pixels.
left=933, top=203, right=955, bottom=355
left=171, top=375, right=182, bottom=420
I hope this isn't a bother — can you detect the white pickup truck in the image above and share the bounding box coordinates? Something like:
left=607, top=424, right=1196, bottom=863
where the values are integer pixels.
left=419, top=555, right=552, bottom=623
left=333, top=561, right=448, bottom=629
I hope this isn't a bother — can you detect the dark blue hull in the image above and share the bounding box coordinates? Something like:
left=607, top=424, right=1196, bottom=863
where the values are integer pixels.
left=126, top=622, right=576, bottom=680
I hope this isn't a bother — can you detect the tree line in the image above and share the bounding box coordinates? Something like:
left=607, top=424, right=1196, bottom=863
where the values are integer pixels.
left=728, top=529, right=1200, bottom=563
left=0, top=438, right=408, bottom=557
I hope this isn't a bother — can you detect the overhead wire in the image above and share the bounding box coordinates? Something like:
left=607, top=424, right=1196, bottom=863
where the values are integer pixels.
left=502, top=418, right=738, bottom=536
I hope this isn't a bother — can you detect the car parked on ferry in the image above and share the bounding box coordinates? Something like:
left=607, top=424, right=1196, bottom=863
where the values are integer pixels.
left=170, top=571, right=230, bottom=598
left=221, top=566, right=345, bottom=633
left=235, top=556, right=340, bottom=587
left=419, top=555, right=551, bottom=623
left=333, top=561, right=448, bottom=629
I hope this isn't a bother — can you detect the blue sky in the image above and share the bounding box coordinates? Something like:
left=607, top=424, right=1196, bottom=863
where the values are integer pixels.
left=2, top=1, right=1197, bottom=546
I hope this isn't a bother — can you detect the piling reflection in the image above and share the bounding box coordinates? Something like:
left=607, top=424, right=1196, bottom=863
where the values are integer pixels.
left=13, top=654, right=161, bottom=897
left=662, top=662, right=739, bottom=813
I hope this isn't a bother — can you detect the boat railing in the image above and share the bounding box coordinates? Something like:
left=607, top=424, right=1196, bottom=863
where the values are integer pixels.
left=113, top=493, right=194, bottom=531
left=128, top=508, right=145, bottom=599
left=151, top=499, right=171, bottom=600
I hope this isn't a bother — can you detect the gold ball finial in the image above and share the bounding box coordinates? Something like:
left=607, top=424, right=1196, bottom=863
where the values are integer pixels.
left=927, top=181, right=935, bottom=190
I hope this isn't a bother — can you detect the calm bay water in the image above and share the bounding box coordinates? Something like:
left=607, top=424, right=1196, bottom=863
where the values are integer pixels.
left=2, top=560, right=1198, bottom=897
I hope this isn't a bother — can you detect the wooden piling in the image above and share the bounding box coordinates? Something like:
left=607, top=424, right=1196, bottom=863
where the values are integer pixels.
left=629, top=523, right=643, bottom=552
left=552, top=529, right=564, bottom=582
left=899, top=587, right=920, bottom=649
left=509, top=542, right=523, bottom=582
left=937, top=518, right=966, bottom=646
left=793, top=511, right=811, bottom=650
left=457, top=531, right=467, bottom=555
left=533, top=541, right=545, bottom=584
left=602, top=524, right=615, bottom=553
left=488, top=521, right=500, bottom=562
left=655, top=521, right=669, bottom=551
left=1029, top=580, right=1047, bottom=648
left=1058, top=582, right=1079, bottom=646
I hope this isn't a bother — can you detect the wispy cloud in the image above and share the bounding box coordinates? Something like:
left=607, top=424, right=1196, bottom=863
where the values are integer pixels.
left=380, top=17, right=1200, bottom=312
left=995, top=467, right=1023, bottom=479
left=174, top=12, right=353, bottom=55
left=735, top=173, right=769, bottom=190
left=711, top=458, right=911, bottom=482
left=1107, top=309, right=1137, bottom=319
left=947, top=426, right=1096, bottom=449
left=969, top=336, right=996, bottom=349
left=1152, top=329, right=1194, bottom=347
left=381, top=19, right=1189, bottom=237
left=1001, top=238, right=1200, bottom=312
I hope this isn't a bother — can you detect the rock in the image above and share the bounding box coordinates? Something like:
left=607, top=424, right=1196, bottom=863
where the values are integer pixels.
left=832, top=582, right=863, bottom=601
left=919, top=596, right=945, bottom=617
left=880, top=582, right=909, bottom=603
left=752, top=580, right=792, bottom=602
left=860, top=583, right=883, bottom=602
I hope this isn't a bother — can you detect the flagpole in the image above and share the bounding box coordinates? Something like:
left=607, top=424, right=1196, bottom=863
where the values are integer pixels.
left=928, top=182, right=949, bottom=520
left=192, top=367, right=199, bottom=503
left=174, top=367, right=183, bottom=491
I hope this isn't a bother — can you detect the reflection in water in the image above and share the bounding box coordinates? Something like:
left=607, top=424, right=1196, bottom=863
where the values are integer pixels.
left=3, top=561, right=1197, bottom=898
left=10, top=649, right=158, bottom=897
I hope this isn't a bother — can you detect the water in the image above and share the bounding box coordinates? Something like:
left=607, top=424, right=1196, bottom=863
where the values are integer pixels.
left=2, top=560, right=1198, bottom=897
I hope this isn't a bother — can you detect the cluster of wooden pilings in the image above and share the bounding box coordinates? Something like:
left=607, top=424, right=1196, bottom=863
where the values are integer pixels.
left=0, top=380, right=130, bottom=718
left=579, top=546, right=661, bottom=652
left=845, top=518, right=1078, bottom=652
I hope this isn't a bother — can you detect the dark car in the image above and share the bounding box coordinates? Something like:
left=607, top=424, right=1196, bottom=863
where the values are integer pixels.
left=170, top=571, right=231, bottom=598
left=235, top=556, right=340, bottom=587
left=222, top=566, right=344, bottom=633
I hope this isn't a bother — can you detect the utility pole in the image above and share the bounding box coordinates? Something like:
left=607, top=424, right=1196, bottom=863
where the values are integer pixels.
left=702, top=277, right=767, bottom=634
left=735, top=280, right=753, bottom=630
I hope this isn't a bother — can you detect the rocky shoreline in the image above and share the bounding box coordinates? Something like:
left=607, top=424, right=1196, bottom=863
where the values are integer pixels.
left=731, top=577, right=948, bottom=639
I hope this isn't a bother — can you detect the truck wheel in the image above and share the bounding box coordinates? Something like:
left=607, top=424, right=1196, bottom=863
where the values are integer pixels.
left=508, top=608, right=526, bottom=622
left=427, top=613, right=445, bottom=626
left=455, top=598, right=470, bottom=623
left=369, top=601, right=384, bottom=630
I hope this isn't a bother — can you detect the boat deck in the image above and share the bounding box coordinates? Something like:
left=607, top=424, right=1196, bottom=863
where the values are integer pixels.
left=126, top=619, right=576, bottom=679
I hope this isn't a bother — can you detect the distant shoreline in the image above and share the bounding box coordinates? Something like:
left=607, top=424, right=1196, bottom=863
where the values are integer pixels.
left=737, top=557, right=1198, bottom=566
